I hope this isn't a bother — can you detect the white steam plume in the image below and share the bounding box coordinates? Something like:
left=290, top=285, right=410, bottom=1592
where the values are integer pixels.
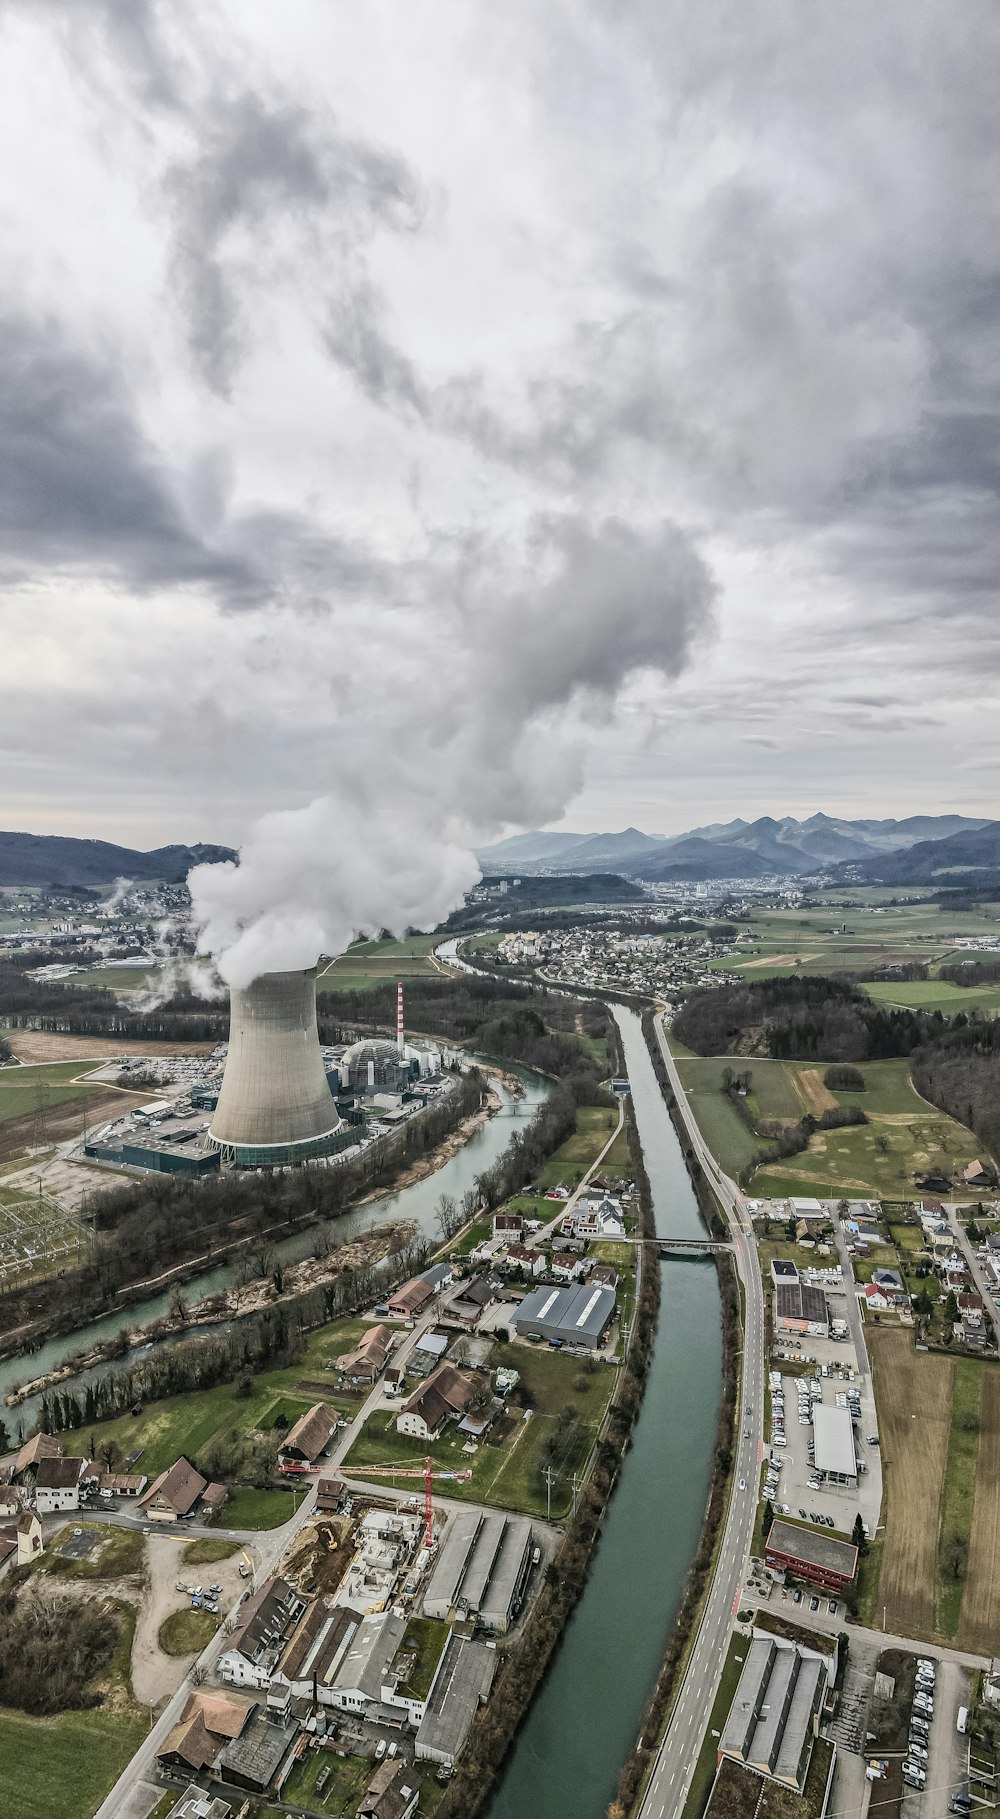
left=188, top=515, right=715, bottom=987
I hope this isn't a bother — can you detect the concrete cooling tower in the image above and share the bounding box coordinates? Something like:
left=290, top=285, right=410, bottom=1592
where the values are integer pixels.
left=208, top=967, right=345, bottom=1167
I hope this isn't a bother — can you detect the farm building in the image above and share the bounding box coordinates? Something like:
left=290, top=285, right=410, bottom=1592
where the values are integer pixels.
left=138, top=1456, right=212, bottom=1523
left=773, top=1282, right=829, bottom=1337
left=718, top=1635, right=828, bottom=1792
left=765, top=1519, right=858, bottom=1590
left=278, top=1404, right=340, bottom=1470
left=396, top=1363, right=476, bottom=1440
left=336, top=1324, right=392, bottom=1384
left=512, top=1282, right=617, bottom=1349
left=812, top=1405, right=858, bottom=1485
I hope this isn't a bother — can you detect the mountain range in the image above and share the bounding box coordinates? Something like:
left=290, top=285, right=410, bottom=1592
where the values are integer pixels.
left=0, top=832, right=236, bottom=888
left=476, top=815, right=994, bottom=883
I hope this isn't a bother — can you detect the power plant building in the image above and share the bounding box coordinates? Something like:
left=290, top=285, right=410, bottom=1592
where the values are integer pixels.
left=208, top=969, right=350, bottom=1168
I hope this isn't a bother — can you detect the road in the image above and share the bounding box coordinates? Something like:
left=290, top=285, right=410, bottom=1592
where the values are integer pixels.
left=637, top=1014, right=765, bottom=1819
left=92, top=1292, right=457, bottom=1818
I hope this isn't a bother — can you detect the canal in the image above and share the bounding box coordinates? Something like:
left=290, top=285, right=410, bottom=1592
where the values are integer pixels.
left=0, top=1060, right=550, bottom=1429
left=485, top=1004, right=724, bottom=1819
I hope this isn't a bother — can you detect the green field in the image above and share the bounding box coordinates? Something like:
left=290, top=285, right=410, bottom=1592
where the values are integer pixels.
left=539, top=1104, right=621, bottom=1189
left=344, top=1339, right=615, bottom=1521
left=159, top=1607, right=220, bottom=1656
left=937, top=1359, right=983, bottom=1637
left=65, top=965, right=163, bottom=992
left=0, top=1060, right=110, bottom=1124
left=280, top=1750, right=371, bottom=1816
left=705, top=900, right=1000, bottom=999
left=865, top=978, right=1000, bottom=1016
left=316, top=935, right=443, bottom=993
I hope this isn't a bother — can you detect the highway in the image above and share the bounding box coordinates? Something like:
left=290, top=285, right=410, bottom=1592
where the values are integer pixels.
left=638, top=1013, right=765, bottom=1819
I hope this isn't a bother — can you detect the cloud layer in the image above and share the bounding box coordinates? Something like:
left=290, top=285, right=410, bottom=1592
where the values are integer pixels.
left=0, top=0, right=997, bottom=928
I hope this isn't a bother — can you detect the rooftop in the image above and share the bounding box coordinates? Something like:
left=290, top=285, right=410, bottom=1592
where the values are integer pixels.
left=416, top=1634, right=497, bottom=1763
left=812, top=1405, right=857, bottom=1478
left=766, top=1519, right=858, bottom=1579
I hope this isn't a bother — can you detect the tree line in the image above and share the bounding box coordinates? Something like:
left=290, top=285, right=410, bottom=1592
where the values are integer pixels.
left=0, top=1590, right=120, bottom=1715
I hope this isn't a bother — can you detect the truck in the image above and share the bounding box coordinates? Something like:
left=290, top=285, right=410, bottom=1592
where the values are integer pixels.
left=957, top=1706, right=969, bottom=1734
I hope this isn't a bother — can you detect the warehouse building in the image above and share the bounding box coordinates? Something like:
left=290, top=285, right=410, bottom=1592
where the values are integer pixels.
left=765, top=1519, right=858, bottom=1591
left=423, top=1509, right=534, bottom=1632
left=773, top=1281, right=829, bottom=1338
left=812, top=1404, right=858, bottom=1486
left=512, top=1282, right=616, bottom=1350
left=415, top=1634, right=497, bottom=1769
left=719, top=1636, right=828, bottom=1792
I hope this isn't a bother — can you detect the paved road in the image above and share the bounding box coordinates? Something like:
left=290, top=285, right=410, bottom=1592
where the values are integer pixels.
left=92, top=1295, right=455, bottom=1818
left=637, top=1015, right=765, bottom=1819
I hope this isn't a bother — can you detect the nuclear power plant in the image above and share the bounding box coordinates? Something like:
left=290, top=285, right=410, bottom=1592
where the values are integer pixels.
left=207, top=967, right=346, bottom=1168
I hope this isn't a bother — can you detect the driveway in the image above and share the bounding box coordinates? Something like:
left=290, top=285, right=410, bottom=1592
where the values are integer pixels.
left=131, top=1534, right=246, bottom=1707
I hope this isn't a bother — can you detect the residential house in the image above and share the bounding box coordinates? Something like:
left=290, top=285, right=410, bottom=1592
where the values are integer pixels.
left=493, top=1213, right=523, bottom=1239
left=336, top=1324, right=391, bottom=1384
left=358, top=1760, right=420, bottom=1819
left=871, top=1268, right=907, bottom=1305
left=862, top=1283, right=892, bottom=1314
left=166, top=1788, right=233, bottom=1819
left=550, top=1251, right=587, bottom=1283
left=99, top=1472, right=147, bottom=1498
left=138, top=1456, right=209, bottom=1523
left=396, top=1363, right=476, bottom=1441
left=501, top=1244, right=545, bottom=1279
left=315, top=1477, right=343, bottom=1514
left=278, top=1404, right=340, bottom=1471
left=15, top=1511, right=43, bottom=1565
left=964, top=1160, right=994, bottom=1188
left=33, top=1455, right=96, bottom=1514
left=958, top=1292, right=985, bottom=1324
left=14, top=1433, right=62, bottom=1480
left=217, top=1576, right=307, bottom=1689
left=589, top=1263, right=620, bottom=1290
left=0, top=1535, right=18, bottom=1579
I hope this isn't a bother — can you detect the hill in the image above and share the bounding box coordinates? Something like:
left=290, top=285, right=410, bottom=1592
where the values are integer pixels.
left=828, top=821, right=1000, bottom=886
left=0, top=832, right=236, bottom=888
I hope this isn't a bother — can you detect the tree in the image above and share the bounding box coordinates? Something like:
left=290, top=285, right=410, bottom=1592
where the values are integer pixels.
left=435, top=1194, right=462, bottom=1243
left=762, top=1499, right=775, bottom=1538
left=941, top=1528, right=968, bottom=1581
left=873, top=1134, right=889, bottom=1155
left=852, top=1512, right=868, bottom=1558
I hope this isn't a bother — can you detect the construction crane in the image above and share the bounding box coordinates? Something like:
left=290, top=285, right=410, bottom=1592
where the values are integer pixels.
left=336, top=1456, right=473, bottom=1549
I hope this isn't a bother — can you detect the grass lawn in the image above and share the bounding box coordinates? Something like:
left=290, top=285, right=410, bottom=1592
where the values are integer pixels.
left=0, top=1706, right=150, bottom=1819
left=539, top=1105, right=620, bottom=1188
left=159, top=1607, right=220, bottom=1656
left=281, top=1749, right=371, bottom=1816
left=937, top=1358, right=982, bottom=1638
left=0, top=1059, right=110, bottom=1125
left=396, top=1617, right=450, bottom=1699
left=41, top=1524, right=145, bottom=1580
left=182, top=1536, right=239, bottom=1564
left=451, top=1218, right=492, bottom=1256
left=681, top=1633, right=751, bottom=1819
left=223, top=1486, right=300, bottom=1529
left=865, top=979, right=1000, bottom=1018
left=678, top=1080, right=767, bottom=1183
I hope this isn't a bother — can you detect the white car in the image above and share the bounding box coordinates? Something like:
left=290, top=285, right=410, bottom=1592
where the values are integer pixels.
left=739, top=1478, right=747, bottom=1491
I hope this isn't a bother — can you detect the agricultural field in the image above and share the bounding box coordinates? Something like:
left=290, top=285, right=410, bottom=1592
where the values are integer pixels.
left=0, top=1059, right=156, bottom=1167
left=316, top=934, right=443, bottom=993
left=865, top=978, right=1000, bottom=1017
left=538, top=1103, right=621, bottom=1189
left=869, top=1332, right=1000, bottom=1650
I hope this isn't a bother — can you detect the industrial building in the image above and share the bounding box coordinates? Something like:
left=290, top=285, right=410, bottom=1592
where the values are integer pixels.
left=812, top=1405, right=858, bottom=1486
left=208, top=969, right=349, bottom=1168
left=415, top=1634, right=497, bottom=1768
left=773, top=1281, right=829, bottom=1338
left=84, top=1105, right=222, bottom=1176
left=423, top=1510, right=534, bottom=1632
left=512, top=1282, right=617, bottom=1350
left=765, top=1518, right=858, bottom=1590
left=719, top=1636, right=828, bottom=1792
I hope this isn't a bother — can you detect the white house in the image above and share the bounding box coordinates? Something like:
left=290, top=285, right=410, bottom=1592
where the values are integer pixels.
left=33, top=1456, right=94, bottom=1514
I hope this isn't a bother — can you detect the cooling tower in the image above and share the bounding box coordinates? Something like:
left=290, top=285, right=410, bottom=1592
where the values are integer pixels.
left=208, top=968, right=344, bottom=1167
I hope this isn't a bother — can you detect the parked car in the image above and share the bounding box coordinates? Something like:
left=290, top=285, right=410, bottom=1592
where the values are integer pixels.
left=375, top=1740, right=388, bottom=1762
left=809, top=1596, right=819, bottom=1611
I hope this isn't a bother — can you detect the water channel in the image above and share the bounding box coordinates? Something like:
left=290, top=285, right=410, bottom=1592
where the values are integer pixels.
left=485, top=1004, right=724, bottom=1819
left=0, top=1062, right=550, bottom=1431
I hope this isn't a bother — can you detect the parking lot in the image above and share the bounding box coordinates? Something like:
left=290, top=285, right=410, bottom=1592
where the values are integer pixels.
left=763, top=1293, right=883, bottom=1538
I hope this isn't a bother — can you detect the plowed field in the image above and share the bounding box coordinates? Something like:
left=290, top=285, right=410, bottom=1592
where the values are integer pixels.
left=960, top=1367, right=1000, bottom=1653
left=869, top=1327, right=953, bottom=1641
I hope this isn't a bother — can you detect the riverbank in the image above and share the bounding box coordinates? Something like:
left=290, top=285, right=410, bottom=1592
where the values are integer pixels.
left=356, top=1086, right=502, bottom=1202
left=5, top=1219, right=416, bottom=1408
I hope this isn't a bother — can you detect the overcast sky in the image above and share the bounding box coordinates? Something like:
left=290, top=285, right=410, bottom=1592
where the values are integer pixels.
left=1, top=0, right=997, bottom=850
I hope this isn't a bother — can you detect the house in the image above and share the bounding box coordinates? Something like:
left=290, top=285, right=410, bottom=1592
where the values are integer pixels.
left=589, top=1263, right=620, bottom=1290
left=14, top=1433, right=62, bottom=1479
left=551, top=1251, right=587, bottom=1283
left=493, top=1213, right=524, bottom=1239
left=863, top=1283, right=892, bottom=1313
left=166, top=1789, right=233, bottom=1819
left=32, top=1455, right=95, bottom=1514
left=217, top=1577, right=307, bottom=1689
left=964, top=1160, right=994, bottom=1188
left=138, top=1456, right=208, bottom=1523
left=386, top=1278, right=435, bottom=1320
left=5, top=1511, right=42, bottom=1566
left=871, top=1268, right=906, bottom=1304
left=358, top=1760, right=420, bottom=1819
left=336, top=1324, right=391, bottom=1383
left=157, top=1691, right=253, bottom=1776
left=278, top=1404, right=340, bottom=1470
left=99, top=1472, right=147, bottom=1498
left=500, top=1244, right=546, bottom=1279
left=315, top=1477, right=343, bottom=1514
left=958, top=1292, right=985, bottom=1322
left=920, top=1197, right=944, bottom=1217
left=396, top=1363, right=476, bottom=1441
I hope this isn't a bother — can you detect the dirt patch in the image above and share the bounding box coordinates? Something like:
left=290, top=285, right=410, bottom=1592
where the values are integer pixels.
left=794, top=1069, right=838, bottom=1116
left=132, top=1533, right=244, bottom=1708
left=869, top=1327, right=954, bottom=1641
left=741, top=952, right=810, bottom=970
left=5, top=1033, right=215, bottom=1062
left=0, top=1090, right=154, bottom=1165
left=283, top=1517, right=352, bottom=1597
left=960, top=1368, right=1000, bottom=1653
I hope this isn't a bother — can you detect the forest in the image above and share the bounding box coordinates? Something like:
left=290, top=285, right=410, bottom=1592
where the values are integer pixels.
left=0, top=1590, right=120, bottom=1714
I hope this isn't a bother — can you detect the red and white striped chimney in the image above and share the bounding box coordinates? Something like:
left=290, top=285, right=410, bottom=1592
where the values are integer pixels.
left=397, top=980, right=405, bottom=1061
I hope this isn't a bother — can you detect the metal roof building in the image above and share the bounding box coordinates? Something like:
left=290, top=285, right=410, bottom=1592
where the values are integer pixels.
left=719, top=1636, right=827, bottom=1791
left=423, top=1511, right=534, bottom=1633
left=209, top=969, right=348, bottom=1168
left=512, top=1282, right=616, bottom=1349
left=415, top=1636, right=497, bottom=1767
left=812, top=1404, right=857, bottom=1483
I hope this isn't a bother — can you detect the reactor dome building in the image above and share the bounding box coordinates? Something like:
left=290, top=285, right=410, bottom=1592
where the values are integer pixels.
left=208, top=967, right=348, bottom=1168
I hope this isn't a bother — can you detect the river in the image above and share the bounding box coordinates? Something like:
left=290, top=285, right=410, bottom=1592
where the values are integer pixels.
left=0, top=1061, right=550, bottom=1432
left=485, top=1004, right=723, bottom=1819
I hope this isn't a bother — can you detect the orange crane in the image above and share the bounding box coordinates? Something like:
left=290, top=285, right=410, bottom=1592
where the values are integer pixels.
left=336, top=1456, right=473, bottom=1548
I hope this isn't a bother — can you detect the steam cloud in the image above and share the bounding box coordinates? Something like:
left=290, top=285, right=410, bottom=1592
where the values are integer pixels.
left=188, top=516, right=715, bottom=987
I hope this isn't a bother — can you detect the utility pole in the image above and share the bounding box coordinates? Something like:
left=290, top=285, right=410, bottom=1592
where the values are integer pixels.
left=543, top=1465, right=556, bottom=1522
left=570, top=1470, right=582, bottom=1518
